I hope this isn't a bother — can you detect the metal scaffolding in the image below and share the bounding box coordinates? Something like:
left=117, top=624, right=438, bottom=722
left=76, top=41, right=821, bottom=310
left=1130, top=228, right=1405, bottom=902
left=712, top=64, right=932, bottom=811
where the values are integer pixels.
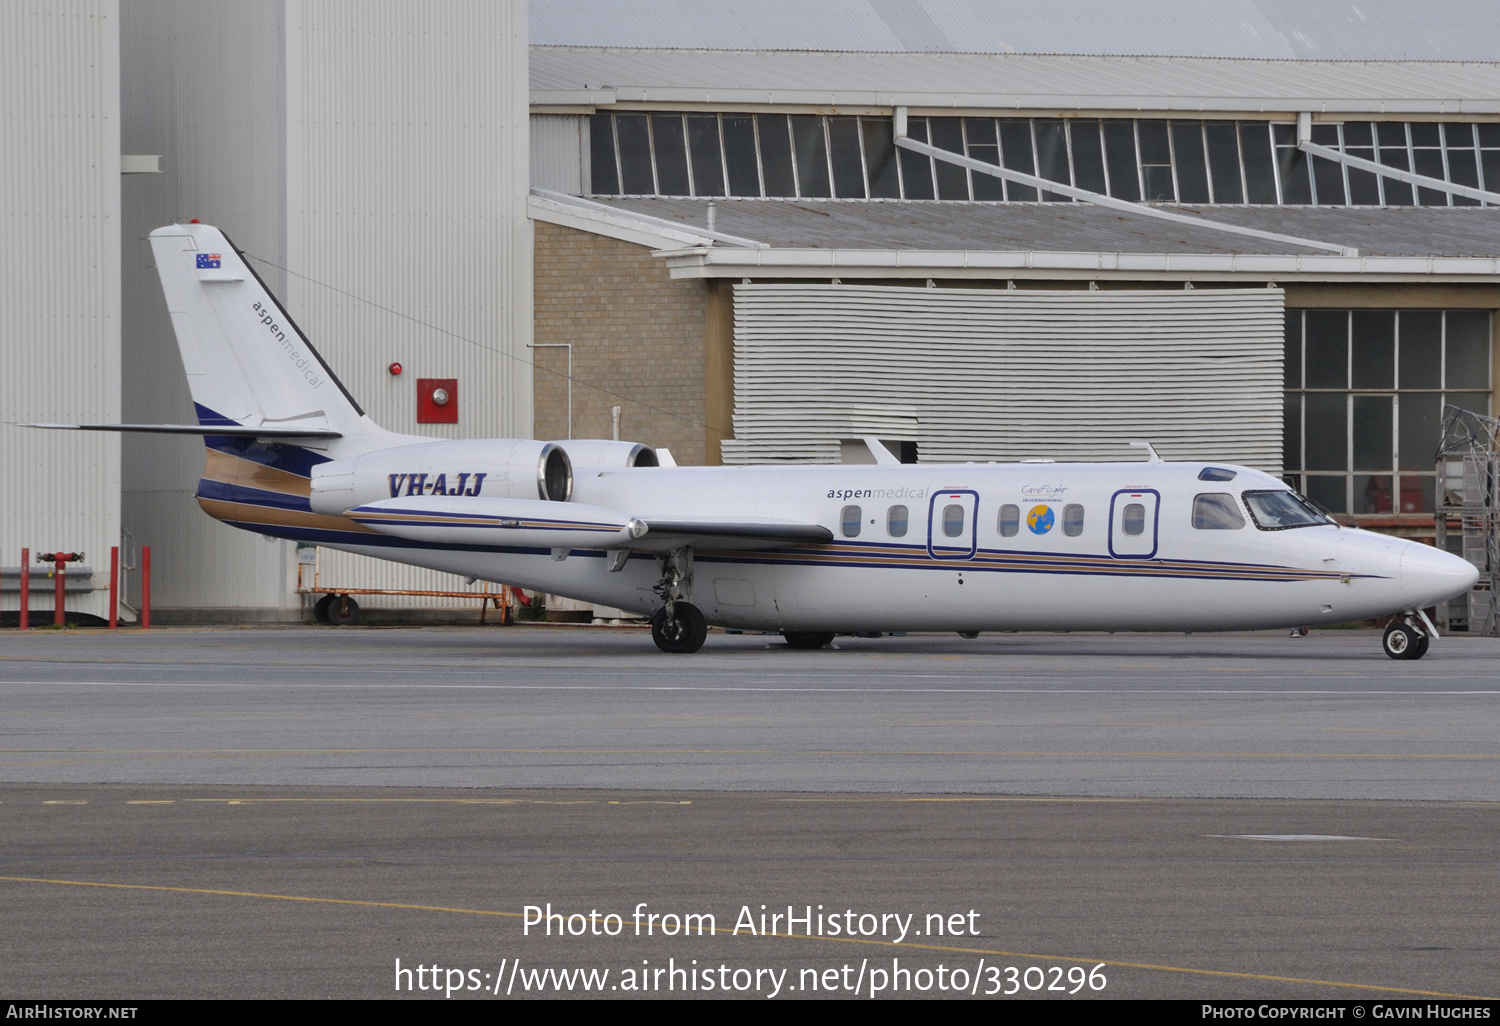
left=1435, top=405, right=1500, bottom=634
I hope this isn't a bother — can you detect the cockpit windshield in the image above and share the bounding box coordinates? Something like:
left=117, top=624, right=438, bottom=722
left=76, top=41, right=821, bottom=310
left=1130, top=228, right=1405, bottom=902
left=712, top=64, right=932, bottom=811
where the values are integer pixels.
left=1241, top=490, right=1334, bottom=531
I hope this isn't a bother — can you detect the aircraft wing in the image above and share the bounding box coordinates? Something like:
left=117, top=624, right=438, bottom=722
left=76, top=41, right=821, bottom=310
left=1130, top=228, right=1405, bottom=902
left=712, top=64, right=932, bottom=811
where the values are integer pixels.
left=344, top=497, right=830, bottom=551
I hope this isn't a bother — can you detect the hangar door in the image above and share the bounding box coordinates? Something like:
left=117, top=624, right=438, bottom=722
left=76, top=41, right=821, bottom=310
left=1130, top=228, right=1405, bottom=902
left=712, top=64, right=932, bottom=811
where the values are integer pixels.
left=722, top=284, right=1285, bottom=472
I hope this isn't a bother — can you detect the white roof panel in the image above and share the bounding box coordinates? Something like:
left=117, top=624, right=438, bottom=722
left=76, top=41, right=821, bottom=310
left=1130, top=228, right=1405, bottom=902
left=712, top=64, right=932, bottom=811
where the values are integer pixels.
left=531, top=47, right=1500, bottom=113
left=531, top=0, right=1500, bottom=62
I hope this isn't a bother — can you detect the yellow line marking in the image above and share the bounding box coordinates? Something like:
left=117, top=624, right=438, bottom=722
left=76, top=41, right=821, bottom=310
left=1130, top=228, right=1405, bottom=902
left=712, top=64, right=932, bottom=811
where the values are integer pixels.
left=0, top=875, right=520, bottom=918
left=41, top=800, right=87, bottom=805
left=125, top=800, right=174, bottom=805
left=0, top=875, right=1487, bottom=999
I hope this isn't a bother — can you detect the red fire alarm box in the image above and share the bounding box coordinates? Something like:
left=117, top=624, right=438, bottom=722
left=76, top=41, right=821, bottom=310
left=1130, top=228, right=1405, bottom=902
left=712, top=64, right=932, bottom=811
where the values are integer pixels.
left=416, top=378, right=458, bottom=424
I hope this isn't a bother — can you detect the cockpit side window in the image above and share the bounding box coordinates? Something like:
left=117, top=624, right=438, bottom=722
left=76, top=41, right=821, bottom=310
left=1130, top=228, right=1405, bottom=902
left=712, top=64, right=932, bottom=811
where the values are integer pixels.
left=1192, top=493, right=1246, bottom=529
left=1242, top=490, right=1332, bottom=530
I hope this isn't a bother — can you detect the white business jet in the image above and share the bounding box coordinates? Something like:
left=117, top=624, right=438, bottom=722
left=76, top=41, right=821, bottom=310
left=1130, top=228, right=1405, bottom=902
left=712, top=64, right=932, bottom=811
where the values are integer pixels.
left=31, top=224, right=1478, bottom=657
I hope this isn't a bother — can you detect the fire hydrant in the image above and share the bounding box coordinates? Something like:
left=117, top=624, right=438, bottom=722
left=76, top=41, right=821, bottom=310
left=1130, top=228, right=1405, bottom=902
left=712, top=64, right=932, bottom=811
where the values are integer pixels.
left=37, top=552, right=84, bottom=627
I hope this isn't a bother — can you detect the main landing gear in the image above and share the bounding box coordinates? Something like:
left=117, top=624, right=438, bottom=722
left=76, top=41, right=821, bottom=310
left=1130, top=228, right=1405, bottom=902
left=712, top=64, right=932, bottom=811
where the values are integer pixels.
left=652, top=602, right=707, bottom=653
left=782, top=631, right=835, bottom=650
left=1382, top=618, right=1431, bottom=660
left=650, top=546, right=707, bottom=653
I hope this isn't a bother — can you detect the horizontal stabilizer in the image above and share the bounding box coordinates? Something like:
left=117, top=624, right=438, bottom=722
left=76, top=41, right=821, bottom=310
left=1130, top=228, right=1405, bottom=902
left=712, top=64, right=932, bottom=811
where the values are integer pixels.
left=344, top=497, right=832, bottom=551
left=21, top=422, right=342, bottom=439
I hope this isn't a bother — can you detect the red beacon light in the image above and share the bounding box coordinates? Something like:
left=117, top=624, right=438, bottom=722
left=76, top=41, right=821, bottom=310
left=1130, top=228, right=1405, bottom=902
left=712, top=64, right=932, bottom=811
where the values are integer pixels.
left=388, top=362, right=403, bottom=376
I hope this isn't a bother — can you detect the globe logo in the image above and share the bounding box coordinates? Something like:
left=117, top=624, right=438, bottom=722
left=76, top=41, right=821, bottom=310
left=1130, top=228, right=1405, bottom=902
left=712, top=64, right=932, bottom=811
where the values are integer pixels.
left=1027, top=504, right=1054, bottom=534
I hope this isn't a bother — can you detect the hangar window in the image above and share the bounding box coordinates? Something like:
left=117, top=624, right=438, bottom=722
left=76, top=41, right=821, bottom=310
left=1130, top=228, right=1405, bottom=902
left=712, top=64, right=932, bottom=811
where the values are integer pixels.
left=887, top=505, right=909, bottom=537
left=1062, top=503, right=1085, bottom=537
left=997, top=504, right=1020, bottom=537
left=841, top=505, right=862, bottom=538
left=942, top=504, right=966, bottom=537
left=1284, top=309, right=1492, bottom=515
left=588, top=114, right=1499, bottom=207
left=1193, top=493, right=1247, bottom=529
left=1121, top=503, right=1146, bottom=536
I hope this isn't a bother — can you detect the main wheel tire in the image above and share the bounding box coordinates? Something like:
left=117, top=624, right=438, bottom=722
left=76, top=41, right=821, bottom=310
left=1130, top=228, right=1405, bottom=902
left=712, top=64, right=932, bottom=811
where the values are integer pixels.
left=1412, top=633, right=1430, bottom=659
left=329, top=594, right=360, bottom=626
left=651, top=602, right=707, bottom=653
left=1382, top=622, right=1419, bottom=660
left=783, top=630, right=835, bottom=650
left=958, top=631, right=980, bottom=639
left=313, top=594, right=335, bottom=624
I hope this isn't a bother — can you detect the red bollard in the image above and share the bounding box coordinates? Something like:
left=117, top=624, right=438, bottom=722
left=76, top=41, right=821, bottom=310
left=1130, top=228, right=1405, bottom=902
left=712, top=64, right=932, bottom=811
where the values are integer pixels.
left=109, top=546, right=119, bottom=630
left=141, top=546, right=151, bottom=630
left=53, top=552, right=66, bottom=627
left=18, top=548, right=28, bottom=630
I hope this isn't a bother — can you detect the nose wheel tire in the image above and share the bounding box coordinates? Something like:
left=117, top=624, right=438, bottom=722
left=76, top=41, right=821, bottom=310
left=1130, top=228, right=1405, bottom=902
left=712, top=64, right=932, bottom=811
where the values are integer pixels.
left=783, top=631, right=835, bottom=650
left=1382, top=622, right=1427, bottom=660
left=652, top=602, right=707, bottom=653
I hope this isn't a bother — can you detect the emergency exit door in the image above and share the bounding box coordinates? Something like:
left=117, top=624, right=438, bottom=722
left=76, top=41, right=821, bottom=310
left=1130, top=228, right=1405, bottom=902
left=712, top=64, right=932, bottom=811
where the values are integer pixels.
left=1108, top=488, right=1160, bottom=559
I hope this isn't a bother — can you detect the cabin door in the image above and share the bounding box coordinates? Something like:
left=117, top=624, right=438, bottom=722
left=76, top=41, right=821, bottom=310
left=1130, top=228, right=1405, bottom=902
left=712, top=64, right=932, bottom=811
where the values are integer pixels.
left=1108, top=488, right=1160, bottom=559
left=927, top=489, right=979, bottom=559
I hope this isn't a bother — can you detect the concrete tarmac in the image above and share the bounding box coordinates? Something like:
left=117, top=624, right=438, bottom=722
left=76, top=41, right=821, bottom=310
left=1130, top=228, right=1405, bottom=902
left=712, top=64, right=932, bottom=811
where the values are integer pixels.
left=0, top=626, right=1496, bottom=799
left=1, top=784, right=1497, bottom=1000
left=1, top=626, right=1497, bottom=999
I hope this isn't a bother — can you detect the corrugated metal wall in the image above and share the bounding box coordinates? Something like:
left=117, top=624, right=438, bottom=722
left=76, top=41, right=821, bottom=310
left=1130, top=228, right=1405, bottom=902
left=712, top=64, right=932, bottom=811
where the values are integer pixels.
left=531, top=113, right=583, bottom=195
left=724, top=284, right=1285, bottom=471
left=121, top=0, right=296, bottom=613
left=287, top=0, right=532, bottom=608
left=1, top=0, right=121, bottom=621
left=120, top=0, right=532, bottom=614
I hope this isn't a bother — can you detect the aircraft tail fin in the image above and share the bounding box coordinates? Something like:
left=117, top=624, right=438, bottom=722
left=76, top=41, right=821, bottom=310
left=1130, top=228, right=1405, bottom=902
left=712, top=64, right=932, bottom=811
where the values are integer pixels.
left=148, top=223, right=375, bottom=447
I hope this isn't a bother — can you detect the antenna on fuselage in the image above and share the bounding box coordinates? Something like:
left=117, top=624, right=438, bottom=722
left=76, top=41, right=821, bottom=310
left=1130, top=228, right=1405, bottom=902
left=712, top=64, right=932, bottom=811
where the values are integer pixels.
left=1128, top=440, right=1164, bottom=464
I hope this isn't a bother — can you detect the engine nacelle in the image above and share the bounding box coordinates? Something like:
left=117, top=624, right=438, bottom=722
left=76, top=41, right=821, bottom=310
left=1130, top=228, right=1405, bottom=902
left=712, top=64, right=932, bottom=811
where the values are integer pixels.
left=309, top=439, right=572, bottom=516
left=550, top=439, right=658, bottom=472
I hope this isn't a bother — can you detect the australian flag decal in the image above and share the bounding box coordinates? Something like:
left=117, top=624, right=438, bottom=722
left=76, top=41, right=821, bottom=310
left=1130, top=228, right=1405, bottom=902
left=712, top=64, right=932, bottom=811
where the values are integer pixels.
left=196, top=253, right=222, bottom=269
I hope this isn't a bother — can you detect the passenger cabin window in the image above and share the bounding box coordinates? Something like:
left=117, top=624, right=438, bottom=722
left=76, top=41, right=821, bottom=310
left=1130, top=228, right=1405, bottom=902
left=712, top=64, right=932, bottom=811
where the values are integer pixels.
left=1242, top=490, right=1331, bottom=530
left=1192, top=493, right=1247, bottom=529
left=1121, top=503, right=1146, bottom=536
left=841, top=505, right=862, bottom=538
left=887, top=505, right=909, bottom=537
left=942, top=504, right=966, bottom=538
left=998, top=504, right=1020, bottom=537
left=1062, top=503, right=1085, bottom=537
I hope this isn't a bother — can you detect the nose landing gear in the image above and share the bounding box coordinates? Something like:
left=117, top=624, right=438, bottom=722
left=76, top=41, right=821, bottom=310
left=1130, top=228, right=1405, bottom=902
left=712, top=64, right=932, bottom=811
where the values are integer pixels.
left=1382, top=619, right=1430, bottom=660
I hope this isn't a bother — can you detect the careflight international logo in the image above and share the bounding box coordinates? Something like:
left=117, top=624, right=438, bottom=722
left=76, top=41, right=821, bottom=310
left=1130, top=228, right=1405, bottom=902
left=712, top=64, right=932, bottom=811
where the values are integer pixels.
left=1027, top=505, right=1054, bottom=534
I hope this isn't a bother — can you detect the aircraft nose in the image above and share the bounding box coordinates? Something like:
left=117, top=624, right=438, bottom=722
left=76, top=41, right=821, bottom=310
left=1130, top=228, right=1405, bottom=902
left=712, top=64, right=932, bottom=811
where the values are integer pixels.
left=1400, top=542, right=1480, bottom=606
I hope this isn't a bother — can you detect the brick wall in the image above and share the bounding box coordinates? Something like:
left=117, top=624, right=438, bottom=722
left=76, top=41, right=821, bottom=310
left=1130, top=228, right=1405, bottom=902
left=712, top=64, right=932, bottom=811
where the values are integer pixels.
left=533, top=222, right=708, bottom=465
